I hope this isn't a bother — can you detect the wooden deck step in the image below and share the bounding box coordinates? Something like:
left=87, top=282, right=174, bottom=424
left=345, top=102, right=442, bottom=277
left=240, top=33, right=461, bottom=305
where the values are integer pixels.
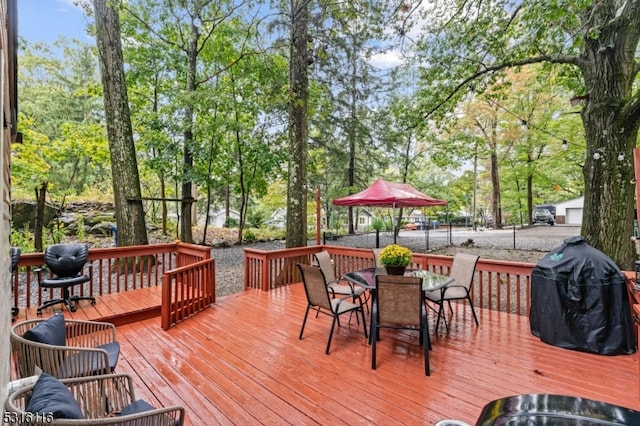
left=13, top=286, right=163, bottom=326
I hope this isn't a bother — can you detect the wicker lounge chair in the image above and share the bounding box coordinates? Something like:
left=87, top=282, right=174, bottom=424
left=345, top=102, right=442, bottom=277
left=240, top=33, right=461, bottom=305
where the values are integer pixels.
left=11, top=315, right=120, bottom=379
left=4, top=373, right=185, bottom=425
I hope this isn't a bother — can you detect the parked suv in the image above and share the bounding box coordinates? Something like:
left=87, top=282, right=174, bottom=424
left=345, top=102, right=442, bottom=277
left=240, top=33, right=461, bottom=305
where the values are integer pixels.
left=533, top=208, right=555, bottom=226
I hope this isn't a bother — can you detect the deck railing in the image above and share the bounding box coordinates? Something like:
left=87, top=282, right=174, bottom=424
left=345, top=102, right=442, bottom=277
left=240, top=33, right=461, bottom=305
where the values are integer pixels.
left=161, top=257, right=216, bottom=330
left=244, top=245, right=536, bottom=316
left=12, top=242, right=213, bottom=323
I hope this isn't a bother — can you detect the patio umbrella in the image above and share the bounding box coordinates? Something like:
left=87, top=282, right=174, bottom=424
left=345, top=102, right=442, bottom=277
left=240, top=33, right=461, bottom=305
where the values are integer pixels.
left=332, top=178, right=448, bottom=208
left=332, top=178, right=448, bottom=243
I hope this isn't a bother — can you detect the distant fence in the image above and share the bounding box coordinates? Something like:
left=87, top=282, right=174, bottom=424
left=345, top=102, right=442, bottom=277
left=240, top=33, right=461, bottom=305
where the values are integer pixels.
left=321, top=225, right=580, bottom=251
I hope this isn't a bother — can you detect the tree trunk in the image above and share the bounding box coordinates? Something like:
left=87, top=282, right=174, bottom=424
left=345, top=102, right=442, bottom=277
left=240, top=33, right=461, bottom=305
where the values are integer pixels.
left=93, top=0, right=148, bottom=247
left=346, top=43, right=357, bottom=235
left=225, top=184, right=230, bottom=223
left=578, top=12, right=640, bottom=270
left=286, top=0, right=310, bottom=248
left=180, top=127, right=194, bottom=243
left=160, top=175, right=167, bottom=235
left=526, top=153, right=533, bottom=226
left=34, top=181, right=47, bottom=252
left=490, top=152, right=501, bottom=225
left=179, top=19, right=201, bottom=244
left=581, top=127, right=636, bottom=269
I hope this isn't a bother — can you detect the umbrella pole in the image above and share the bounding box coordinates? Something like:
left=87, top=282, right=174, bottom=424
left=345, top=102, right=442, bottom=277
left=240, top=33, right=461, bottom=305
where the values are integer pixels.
left=393, top=204, right=397, bottom=244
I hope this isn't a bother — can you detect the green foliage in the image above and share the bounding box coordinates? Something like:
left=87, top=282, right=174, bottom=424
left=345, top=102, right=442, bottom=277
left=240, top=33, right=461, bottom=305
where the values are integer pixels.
left=224, top=217, right=239, bottom=228
left=16, top=0, right=629, bottom=262
left=243, top=228, right=257, bottom=243
left=253, top=227, right=285, bottom=241
left=15, top=38, right=110, bottom=201
left=48, top=223, right=68, bottom=245
left=10, top=227, right=35, bottom=254
left=10, top=224, right=70, bottom=253
left=247, top=210, right=265, bottom=228
left=371, top=218, right=385, bottom=231
left=75, top=216, right=86, bottom=241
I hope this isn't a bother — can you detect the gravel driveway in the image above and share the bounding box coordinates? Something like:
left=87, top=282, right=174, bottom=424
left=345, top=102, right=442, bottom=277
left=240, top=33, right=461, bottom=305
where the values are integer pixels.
left=213, top=225, right=582, bottom=297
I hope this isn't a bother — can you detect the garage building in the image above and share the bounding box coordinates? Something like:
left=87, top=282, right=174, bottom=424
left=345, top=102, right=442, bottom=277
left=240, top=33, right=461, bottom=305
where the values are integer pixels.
left=555, top=196, right=584, bottom=225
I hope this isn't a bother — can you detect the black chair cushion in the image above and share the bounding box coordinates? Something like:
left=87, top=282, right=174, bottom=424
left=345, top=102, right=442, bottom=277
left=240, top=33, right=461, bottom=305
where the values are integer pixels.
left=99, top=341, right=121, bottom=370
left=118, top=399, right=156, bottom=416
left=26, top=373, right=84, bottom=419
left=117, top=399, right=180, bottom=426
left=23, top=314, right=66, bottom=346
left=59, top=341, right=121, bottom=378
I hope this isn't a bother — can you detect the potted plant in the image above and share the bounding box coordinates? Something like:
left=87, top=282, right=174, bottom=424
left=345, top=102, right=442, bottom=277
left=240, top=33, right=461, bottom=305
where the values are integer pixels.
left=379, top=244, right=413, bottom=275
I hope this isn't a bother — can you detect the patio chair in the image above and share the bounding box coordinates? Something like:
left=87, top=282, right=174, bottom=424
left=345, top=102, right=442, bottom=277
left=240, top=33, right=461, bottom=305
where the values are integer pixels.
left=372, top=274, right=431, bottom=376
left=10, top=314, right=120, bottom=379
left=297, top=263, right=368, bottom=354
left=36, top=243, right=96, bottom=315
left=424, top=253, right=480, bottom=333
left=371, top=247, right=384, bottom=268
left=313, top=250, right=368, bottom=308
left=5, top=372, right=185, bottom=425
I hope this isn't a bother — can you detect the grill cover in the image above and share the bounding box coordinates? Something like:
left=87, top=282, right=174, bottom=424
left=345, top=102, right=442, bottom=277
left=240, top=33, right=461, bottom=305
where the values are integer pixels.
left=529, top=236, right=635, bottom=355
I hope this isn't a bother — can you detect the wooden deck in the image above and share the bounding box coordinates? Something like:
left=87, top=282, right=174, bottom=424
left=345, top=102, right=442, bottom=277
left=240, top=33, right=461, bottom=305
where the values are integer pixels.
left=40, top=283, right=637, bottom=426
left=13, top=286, right=163, bottom=326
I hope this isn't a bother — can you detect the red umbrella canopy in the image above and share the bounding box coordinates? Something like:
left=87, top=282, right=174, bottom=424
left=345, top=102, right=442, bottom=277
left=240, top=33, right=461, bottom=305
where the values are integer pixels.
left=332, top=178, right=448, bottom=208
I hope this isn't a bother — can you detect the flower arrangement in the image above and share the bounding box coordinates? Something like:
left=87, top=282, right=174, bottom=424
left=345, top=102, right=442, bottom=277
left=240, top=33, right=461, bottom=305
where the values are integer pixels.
left=379, top=244, right=412, bottom=267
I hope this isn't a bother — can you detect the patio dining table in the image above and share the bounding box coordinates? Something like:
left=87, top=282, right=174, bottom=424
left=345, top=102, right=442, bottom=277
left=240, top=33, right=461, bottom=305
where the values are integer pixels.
left=342, top=267, right=454, bottom=341
left=343, top=267, right=454, bottom=292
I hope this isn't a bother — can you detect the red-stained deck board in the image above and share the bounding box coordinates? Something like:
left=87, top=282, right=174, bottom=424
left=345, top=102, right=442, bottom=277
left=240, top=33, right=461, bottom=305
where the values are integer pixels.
left=139, top=322, right=259, bottom=421
left=13, top=283, right=640, bottom=425
left=110, top=284, right=640, bottom=426
left=15, top=286, right=163, bottom=325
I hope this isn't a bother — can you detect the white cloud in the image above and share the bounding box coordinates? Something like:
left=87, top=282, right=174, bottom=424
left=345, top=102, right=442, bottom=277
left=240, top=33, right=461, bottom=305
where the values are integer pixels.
left=368, top=50, right=406, bottom=69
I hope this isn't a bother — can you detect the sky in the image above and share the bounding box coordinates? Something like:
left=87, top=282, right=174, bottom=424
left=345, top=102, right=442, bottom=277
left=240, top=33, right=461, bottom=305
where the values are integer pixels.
left=16, top=0, right=404, bottom=68
left=18, top=0, right=91, bottom=45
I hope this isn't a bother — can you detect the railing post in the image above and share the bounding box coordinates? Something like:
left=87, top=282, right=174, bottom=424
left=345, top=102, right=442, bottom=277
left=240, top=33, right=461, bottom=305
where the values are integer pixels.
left=161, top=274, right=171, bottom=330
left=425, top=222, right=429, bottom=251
left=261, top=255, right=270, bottom=291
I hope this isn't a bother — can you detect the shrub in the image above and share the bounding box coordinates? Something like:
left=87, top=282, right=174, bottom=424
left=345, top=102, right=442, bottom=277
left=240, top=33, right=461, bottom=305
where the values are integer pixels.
left=224, top=217, right=239, bottom=228
left=243, top=229, right=257, bottom=243
left=371, top=218, right=385, bottom=231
